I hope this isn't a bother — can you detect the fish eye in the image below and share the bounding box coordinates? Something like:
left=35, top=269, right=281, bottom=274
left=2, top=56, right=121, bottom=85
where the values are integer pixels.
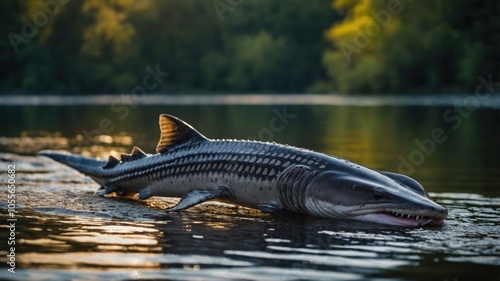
left=373, top=191, right=383, bottom=199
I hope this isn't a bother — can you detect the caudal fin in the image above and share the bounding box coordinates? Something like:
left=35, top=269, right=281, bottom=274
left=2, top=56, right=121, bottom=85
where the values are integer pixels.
left=38, top=150, right=106, bottom=177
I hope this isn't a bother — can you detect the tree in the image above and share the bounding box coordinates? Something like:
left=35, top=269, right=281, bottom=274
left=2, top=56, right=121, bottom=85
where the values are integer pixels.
left=320, top=0, right=500, bottom=94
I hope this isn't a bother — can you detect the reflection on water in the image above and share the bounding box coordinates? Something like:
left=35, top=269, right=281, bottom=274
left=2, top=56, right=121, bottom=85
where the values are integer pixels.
left=0, top=102, right=499, bottom=280
left=0, top=132, right=133, bottom=159
left=1, top=191, right=498, bottom=281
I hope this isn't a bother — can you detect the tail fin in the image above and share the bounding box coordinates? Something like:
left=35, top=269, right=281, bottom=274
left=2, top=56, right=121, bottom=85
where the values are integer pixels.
left=38, top=150, right=106, bottom=179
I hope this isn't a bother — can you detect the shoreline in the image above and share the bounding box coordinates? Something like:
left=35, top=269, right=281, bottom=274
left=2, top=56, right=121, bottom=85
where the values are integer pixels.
left=1, top=93, right=500, bottom=107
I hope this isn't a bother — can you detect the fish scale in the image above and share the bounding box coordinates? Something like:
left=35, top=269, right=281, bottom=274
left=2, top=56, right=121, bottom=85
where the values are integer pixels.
left=106, top=141, right=324, bottom=187
left=38, top=114, right=448, bottom=226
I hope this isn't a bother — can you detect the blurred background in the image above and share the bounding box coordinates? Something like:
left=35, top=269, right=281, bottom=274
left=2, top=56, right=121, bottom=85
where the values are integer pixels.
left=1, top=2, right=500, bottom=280
left=1, top=0, right=498, bottom=95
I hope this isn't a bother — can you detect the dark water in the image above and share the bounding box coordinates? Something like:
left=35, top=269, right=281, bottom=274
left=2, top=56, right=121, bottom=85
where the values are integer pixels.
left=0, top=98, right=499, bottom=280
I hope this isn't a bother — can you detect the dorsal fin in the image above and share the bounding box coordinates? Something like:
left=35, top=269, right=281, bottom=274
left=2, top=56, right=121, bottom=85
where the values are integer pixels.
left=121, top=146, right=148, bottom=162
left=156, top=114, right=208, bottom=153
left=103, top=155, right=120, bottom=169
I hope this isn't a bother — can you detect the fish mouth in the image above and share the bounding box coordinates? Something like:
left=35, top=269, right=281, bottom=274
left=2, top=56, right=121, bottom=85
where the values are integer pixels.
left=308, top=199, right=447, bottom=226
left=353, top=210, right=447, bottom=226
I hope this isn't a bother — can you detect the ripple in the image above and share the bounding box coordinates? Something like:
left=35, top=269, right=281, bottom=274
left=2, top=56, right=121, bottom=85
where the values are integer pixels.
left=225, top=250, right=409, bottom=268
left=1, top=152, right=499, bottom=280
left=8, top=266, right=361, bottom=281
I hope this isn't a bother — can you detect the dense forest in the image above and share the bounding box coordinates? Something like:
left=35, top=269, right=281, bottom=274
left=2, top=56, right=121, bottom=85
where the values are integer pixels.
left=1, top=0, right=498, bottom=95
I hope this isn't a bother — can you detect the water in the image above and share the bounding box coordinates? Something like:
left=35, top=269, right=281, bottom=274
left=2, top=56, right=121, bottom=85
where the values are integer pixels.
left=0, top=96, right=499, bottom=280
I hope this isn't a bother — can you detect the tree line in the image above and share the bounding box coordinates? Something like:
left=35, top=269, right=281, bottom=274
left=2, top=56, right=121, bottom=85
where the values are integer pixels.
left=1, top=0, right=498, bottom=95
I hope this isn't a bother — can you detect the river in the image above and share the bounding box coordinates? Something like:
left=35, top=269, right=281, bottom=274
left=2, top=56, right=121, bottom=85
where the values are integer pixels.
left=0, top=94, right=499, bottom=280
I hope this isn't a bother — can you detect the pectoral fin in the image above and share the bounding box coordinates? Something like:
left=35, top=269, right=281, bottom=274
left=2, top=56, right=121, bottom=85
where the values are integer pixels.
left=258, top=204, right=285, bottom=213
left=166, top=187, right=231, bottom=212
left=96, top=185, right=118, bottom=196
left=139, top=188, right=153, bottom=200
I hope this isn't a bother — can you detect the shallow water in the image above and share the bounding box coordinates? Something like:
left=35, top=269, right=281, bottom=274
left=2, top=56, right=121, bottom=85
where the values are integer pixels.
left=0, top=97, right=499, bottom=280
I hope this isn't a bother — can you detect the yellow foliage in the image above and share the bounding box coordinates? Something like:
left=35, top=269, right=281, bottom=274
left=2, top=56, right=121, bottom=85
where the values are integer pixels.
left=81, top=0, right=150, bottom=58
left=333, top=0, right=360, bottom=11
left=326, top=0, right=403, bottom=50
left=328, top=0, right=373, bottom=39
left=327, top=15, right=372, bottom=41
left=24, top=0, right=64, bottom=44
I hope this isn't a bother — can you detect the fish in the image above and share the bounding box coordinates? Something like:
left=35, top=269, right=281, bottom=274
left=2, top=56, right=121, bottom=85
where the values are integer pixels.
left=38, top=114, right=447, bottom=226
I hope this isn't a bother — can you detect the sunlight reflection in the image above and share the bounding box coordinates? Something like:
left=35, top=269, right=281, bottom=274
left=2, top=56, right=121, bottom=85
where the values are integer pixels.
left=82, top=225, right=160, bottom=234
left=49, top=233, right=158, bottom=246
left=97, top=135, right=113, bottom=144
left=19, top=252, right=161, bottom=268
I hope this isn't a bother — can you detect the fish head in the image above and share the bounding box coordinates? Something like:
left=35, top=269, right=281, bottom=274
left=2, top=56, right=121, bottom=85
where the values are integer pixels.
left=304, top=169, right=447, bottom=226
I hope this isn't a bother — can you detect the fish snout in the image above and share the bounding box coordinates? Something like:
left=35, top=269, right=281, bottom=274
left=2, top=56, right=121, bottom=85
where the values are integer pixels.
left=432, top=202, right=448, bottom=218
left=410, top=196, right=448, bottom=224
left=423, top=195, right=447, bottom=214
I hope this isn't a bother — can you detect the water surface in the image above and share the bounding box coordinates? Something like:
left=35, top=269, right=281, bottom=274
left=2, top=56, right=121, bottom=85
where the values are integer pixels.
left=0, top=96, right=499, bottom=280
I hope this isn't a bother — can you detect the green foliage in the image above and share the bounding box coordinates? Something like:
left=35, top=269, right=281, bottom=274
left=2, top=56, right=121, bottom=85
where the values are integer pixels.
left=319, top=0, right=500, bottom=94
left=224, top=31, right=289, bottom=91
left=0, top=0, right=497, bottom=95
left=0, top=0, right=24, bottom=93
left=0, top=0, right=338, bottom=94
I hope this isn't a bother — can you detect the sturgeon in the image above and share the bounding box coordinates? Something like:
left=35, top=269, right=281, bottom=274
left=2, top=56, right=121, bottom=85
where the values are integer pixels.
left=39, top=114, right=447, bottom=226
